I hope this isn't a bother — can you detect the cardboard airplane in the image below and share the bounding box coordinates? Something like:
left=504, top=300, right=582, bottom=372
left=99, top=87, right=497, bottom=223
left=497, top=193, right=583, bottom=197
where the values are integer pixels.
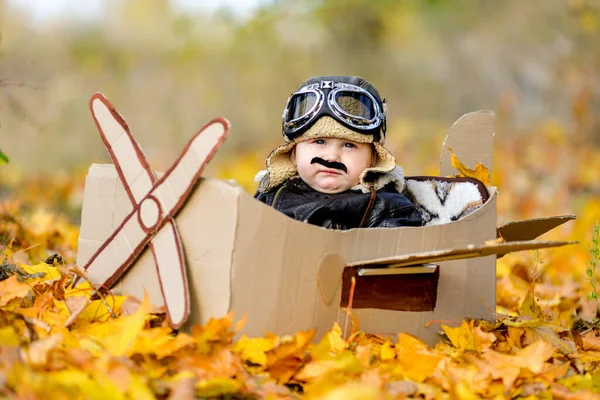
left=76, top=93, right=575, bottom=345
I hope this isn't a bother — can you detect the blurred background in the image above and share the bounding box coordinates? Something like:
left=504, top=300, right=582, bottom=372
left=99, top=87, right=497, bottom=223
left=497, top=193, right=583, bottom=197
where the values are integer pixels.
left=0, top=0, right=599, bottom=288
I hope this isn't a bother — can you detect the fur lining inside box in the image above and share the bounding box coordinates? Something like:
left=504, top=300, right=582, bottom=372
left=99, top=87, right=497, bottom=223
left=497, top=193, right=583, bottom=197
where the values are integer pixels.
left=403, top=176, right=489, bottom=226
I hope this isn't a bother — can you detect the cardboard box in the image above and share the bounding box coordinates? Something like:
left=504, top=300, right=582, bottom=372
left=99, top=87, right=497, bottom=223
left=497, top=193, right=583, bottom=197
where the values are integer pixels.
left=77, top=95, right=574, bottom=345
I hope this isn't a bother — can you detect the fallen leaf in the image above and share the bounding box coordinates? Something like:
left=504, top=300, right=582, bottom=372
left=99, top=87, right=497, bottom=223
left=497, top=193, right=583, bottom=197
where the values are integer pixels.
left=448, top=149, right=491, bottom=186
left=100, top=292, right=153, bottom=357
left=195, top=377, right=242, bottom=397
left=393, top=333, right=444, bottom=382
left=442, top=320, right=477, bottom=351
left=0, top=275, right=31, bottom=306
left=0, top=326, right=20, bottom=347
left=519, top=290, right=543, bottom=319
left=20, top=335, right=63, bottom=367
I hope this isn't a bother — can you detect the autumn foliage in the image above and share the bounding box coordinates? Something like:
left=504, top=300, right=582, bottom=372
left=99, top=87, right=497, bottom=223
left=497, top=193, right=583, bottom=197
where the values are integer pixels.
left=2, top=1, right=600, bottom=398
left=1, top=257, right=600, bottom=399
left=2, top=125, right=600, bottom=399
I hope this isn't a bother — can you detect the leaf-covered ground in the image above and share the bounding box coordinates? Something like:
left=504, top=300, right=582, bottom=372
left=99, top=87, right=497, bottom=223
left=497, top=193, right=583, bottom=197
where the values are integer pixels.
left=1, top=127, right=600, bottom=399
left=1, top=230, right=600, bottom=400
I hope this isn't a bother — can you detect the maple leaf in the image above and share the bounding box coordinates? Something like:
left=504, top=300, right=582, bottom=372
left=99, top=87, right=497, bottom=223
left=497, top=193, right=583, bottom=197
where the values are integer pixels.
left=20, top=262, right=62, bottom=285
left=391, top=333, right=444, bottom=383
left=447, top=148, right=491, bottom=186
left=233, top=334, right=278, bottom=368
left=266, top=329, right=315, bottom=382
left=479, top=340, right=556, bottom=389
left=311, top=322, right=347, bottom=360
left=95, top=292, right=153, bottom=357
left=191, top=312, right=237, bottom=353
left=442, top=320, right=479, bottom=351
left=580, top=330, right=600, bottom=351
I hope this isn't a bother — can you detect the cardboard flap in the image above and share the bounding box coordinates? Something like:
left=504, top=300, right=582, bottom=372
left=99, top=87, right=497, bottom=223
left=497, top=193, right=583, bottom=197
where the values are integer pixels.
left=345, top=240, right=577, bottom=268
left=317, top=253, right=346, bottom=305
left=498, top=215, right=576, bottom=242
left=439, top=110, right=495, bottom=177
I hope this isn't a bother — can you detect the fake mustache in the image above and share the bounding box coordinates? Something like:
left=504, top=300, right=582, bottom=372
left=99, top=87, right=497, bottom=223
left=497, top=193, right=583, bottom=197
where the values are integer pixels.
left=311, top=157, right=347, bottom=173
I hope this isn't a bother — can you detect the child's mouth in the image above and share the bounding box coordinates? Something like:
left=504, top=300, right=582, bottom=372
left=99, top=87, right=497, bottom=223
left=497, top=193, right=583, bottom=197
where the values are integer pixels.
left=320, top=168, right=343, bottom=175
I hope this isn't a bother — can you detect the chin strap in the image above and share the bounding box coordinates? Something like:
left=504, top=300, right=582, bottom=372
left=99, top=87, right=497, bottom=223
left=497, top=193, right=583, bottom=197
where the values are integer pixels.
left=359, top=187, right=377, bottom=228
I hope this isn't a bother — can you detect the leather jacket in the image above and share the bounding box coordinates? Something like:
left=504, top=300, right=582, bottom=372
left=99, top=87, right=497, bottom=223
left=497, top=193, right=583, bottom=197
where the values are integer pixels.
left=254, top=177, right=423, bottom=230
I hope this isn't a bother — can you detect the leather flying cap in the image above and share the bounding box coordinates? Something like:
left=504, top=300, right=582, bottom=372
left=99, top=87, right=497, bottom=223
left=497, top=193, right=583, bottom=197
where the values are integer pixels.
left=282, top=75, right=387, bottom=144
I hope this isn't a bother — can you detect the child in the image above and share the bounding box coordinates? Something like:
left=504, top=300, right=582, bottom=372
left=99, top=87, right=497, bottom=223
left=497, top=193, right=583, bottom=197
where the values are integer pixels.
left=254, top=75, right=423, bottom=230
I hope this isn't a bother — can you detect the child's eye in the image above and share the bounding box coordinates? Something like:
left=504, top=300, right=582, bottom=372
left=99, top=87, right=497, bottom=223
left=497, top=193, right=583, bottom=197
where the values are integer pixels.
left=344, top=142, right=356, bottom=148
left=314, top=139, right=325, bottom=145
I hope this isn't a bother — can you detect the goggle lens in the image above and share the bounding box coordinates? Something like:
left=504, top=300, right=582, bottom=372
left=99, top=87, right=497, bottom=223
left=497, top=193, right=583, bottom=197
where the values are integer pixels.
left=288, top=92, right=318, bottom=121
left=334, top=91, right=376, bottom=120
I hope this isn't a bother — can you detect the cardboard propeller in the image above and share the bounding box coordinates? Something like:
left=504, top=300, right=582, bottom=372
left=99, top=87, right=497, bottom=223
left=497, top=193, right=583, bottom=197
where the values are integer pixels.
left=75, top=93, right=229, bottom=328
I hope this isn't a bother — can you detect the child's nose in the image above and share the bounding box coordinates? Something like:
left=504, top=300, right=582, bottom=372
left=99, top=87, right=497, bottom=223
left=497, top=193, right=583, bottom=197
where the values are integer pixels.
left=321, top=148, right=341, bottom=162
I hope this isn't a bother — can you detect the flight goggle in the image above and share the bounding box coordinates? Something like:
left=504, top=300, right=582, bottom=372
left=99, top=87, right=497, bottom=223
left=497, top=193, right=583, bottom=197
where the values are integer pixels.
left=282, top=81, right=386, bottom=141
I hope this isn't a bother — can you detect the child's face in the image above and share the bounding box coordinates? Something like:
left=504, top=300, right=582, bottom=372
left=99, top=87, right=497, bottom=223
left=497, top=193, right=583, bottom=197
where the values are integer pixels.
left=291, top=138, right=374, bottom=194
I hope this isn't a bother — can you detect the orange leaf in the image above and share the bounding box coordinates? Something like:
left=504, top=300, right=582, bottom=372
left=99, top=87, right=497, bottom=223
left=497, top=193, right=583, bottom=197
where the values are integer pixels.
left=0, top=275, right=31, bottom=306
left=448, top=150, right=491, bottom=186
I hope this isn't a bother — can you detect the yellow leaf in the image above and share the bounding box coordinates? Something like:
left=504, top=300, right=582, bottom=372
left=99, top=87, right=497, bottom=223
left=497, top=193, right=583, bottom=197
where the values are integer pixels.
left=192, top=312, right=236, bottom=353
left=519, top=290, right=543, bottom=319
left=65, top=280, right=96, bottom=298
left=233, top=334, right=278, bottom=367
left=311, top=322, right=346, bottom=360
left=442, top=321, right=477, bottom=351
left=100, top=292, right=153, bottom=357
left=296, top=352, right=364, bottom=381
left=75, top=296, right=128, bottom=323
left=20, top=262, right=61, bottom=284
left=448, top=150, right=491, bottom=186
left=0, top=326, right=20, bottom=346
left=130, top=327, right=195, bottom=359
left=394, top=333, right=443, bottom=383
left=53, top=369, right=126, bottom=400
left=452, top=381, right=480, bottom=400
left=380, top=340, right=395, bottom=361
left=195, top=377, right=242, bottom=397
